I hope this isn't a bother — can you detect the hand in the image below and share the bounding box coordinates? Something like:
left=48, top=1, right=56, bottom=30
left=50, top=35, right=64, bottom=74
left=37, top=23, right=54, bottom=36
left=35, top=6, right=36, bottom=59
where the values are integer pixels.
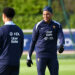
left=58, top=45, right=64, bottom=53
left=27, top=59, right=33, bottom=67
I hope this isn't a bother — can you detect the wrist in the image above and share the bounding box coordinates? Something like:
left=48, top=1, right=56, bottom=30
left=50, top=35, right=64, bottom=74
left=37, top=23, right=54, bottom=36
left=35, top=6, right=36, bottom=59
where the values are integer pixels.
left=27, top=54, right=31, bottom=60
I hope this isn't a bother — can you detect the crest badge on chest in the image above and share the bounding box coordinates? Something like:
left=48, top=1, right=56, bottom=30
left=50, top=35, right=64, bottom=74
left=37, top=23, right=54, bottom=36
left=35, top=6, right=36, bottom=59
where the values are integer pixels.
left=53, top=25, right=56, bottom=29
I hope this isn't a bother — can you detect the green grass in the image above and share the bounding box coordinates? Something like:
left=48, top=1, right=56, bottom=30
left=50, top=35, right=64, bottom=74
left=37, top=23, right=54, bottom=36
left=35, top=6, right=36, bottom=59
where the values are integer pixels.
left=19, top=54, right=75, bottom=75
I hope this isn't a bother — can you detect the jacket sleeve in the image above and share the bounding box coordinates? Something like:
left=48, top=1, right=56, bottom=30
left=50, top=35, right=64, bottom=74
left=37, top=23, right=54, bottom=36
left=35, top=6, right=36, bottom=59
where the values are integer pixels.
left=0, top=28, right=3, bottom=48
left=27, top=25, right=39, bottom=59
left=20, top=33, right=24, bottom=58
left=57, top=25, right=65, bottom=47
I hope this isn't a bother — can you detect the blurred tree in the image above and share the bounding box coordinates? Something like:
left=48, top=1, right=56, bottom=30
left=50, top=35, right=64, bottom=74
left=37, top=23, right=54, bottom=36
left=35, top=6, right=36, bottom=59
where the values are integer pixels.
left=0, top=0, right=75, bottom=29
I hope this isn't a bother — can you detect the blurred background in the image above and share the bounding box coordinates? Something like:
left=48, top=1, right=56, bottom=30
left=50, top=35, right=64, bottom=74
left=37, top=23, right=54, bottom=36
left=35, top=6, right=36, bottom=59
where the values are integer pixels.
left=0, top=0, right=75, bottom=29
left=0, top=0, right=75, bottom=75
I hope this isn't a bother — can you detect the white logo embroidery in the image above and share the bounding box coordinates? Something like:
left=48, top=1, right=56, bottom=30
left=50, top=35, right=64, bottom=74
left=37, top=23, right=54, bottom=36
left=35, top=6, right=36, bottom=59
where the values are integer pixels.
left=9, top=32, right=13, bottom=36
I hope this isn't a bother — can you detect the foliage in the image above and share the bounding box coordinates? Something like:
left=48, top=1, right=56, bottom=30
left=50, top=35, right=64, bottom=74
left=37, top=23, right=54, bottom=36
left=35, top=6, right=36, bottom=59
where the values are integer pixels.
left=0, top=0, right=75, bottom=29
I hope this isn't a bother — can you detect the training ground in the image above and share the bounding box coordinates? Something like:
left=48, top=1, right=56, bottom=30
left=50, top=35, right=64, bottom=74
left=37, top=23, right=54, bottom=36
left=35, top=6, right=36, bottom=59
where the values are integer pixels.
left=19, top=51, right=75, bottom=75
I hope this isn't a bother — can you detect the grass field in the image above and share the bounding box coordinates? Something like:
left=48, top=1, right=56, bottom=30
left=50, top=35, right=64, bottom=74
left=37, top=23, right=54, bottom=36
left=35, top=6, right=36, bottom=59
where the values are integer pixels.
left=19, top=54, right=75, bottom=75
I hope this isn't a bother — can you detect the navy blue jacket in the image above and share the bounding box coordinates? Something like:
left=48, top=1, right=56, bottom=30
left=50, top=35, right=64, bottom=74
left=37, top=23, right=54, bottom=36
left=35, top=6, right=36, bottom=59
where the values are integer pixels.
left=0, top=24, right=24, bottom=67
left=28, top=20, right=64, bottom=59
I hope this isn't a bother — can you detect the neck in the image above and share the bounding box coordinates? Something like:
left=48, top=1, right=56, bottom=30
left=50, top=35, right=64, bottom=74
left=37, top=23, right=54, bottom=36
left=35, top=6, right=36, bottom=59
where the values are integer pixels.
left=47, top=20, right=50, bottom=24
left=45, top=19, right=52, bottom=24
left=4, top=18, right=12, bottom=23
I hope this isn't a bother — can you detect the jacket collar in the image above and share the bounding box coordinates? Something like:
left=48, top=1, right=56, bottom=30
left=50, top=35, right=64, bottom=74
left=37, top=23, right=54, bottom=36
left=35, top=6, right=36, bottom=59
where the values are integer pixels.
left=4, top=21, right=15, bottom=25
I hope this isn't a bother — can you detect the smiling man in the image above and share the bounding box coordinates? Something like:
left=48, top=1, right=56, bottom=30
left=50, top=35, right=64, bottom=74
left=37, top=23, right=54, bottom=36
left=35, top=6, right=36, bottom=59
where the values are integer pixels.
left=27, top=6, right=65, bottom=75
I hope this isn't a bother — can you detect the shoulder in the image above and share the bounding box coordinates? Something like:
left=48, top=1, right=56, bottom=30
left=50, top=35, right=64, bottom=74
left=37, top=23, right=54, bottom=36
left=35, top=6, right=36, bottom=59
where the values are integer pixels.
left=0, top=25, right=6, bottom=30
left=15, top=25, right=22, bottom=31
left=0, top=26, right=5, bottom=36
left=35, top=20, right=43, bottom=30
left=52, top=20, right=61, bottom=28
left=15, top=25, right=23, bottom=34
left=0, top=25, right=11, bottom=30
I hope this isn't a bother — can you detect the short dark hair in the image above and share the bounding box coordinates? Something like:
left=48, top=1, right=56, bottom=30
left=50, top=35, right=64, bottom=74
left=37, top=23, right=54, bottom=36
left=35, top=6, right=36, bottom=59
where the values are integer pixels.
left=43, top=6, right=53, bottom=14
left=3, top=7, right=15, bottom=19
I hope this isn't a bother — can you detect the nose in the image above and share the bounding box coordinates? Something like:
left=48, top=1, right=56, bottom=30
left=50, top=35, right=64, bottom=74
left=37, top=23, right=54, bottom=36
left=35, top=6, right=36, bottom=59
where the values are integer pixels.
left=44, top=14, right=47, bottom=18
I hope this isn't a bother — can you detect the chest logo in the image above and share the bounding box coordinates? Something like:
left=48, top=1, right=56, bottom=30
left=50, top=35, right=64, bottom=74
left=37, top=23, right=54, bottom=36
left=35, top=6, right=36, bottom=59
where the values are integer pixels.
left=37, top=58, right=40, bottom=62
left=53, top=25, right=56, bottom=29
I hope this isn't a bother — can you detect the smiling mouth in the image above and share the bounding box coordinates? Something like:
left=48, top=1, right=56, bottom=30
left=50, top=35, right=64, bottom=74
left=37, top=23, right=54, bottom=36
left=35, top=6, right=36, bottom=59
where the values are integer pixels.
left=44, top=19, right=49, bottom=20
